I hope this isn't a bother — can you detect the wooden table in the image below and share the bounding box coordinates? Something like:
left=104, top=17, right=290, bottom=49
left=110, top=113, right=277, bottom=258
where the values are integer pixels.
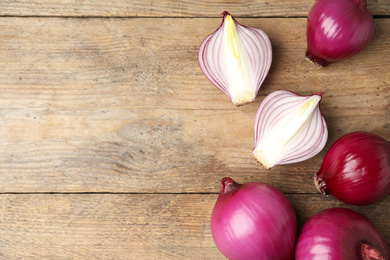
left=0, top=1, right=389, bottom=259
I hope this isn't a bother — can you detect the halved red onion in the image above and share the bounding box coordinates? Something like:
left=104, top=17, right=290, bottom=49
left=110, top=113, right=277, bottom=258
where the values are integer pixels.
left=198, top=11, right=272, bottom=106
left=253, top=90, right=328, bottom=169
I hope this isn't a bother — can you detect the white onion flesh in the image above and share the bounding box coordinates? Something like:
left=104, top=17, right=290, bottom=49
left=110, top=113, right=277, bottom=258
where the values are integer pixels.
left=253, top=90, right=328, bottom=169
left=198, top=11, right=272, bottom=106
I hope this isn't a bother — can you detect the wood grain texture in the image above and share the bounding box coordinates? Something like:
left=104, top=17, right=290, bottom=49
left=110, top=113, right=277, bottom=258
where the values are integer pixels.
left=0, top=0, right=389, bottom=17
left=0, top=17, right=389, bottom=193
left=1, top=2, right=389, bottom=259
left=0, top=194, right=388, bottom=259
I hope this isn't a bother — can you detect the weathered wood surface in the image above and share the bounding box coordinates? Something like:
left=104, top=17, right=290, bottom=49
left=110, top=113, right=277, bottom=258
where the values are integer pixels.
left=0, top=194, right=389, bottom=259
left=0, top=0, right=389, bottom=17
left=0, top=17, right=389, bottom=193
left=0, top=1, right=389, bottom=259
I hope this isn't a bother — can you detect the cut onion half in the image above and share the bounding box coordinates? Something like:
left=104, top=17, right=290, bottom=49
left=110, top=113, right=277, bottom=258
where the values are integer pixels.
left=198, top=11, right=272, bottom=106
left=253, top=90, right=328, bottom=169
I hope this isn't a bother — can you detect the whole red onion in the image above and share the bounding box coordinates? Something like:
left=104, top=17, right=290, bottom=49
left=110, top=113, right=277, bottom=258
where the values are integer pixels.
left=295, top=208, right=390, bottom=260
left=314, top=131, right=390, bottom=205
left=211, top=177, right=297, bottom=260
left=306, top=0, right=374, bottom=67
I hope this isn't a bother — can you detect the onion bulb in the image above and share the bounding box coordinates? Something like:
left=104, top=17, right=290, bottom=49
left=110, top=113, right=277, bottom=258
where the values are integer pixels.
left=198, top=11, right=272, bottom=106
left=253, top=90, right=328, bottom=169
left=295, top=208, right=390, bottom=260
left=211, top=177, right=296, bottom=260
left=315, top=131, right=390, bottom=205
left=306, top=0, right=374, bottom=67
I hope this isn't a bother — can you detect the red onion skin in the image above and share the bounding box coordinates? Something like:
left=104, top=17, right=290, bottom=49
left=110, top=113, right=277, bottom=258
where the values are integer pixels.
left=306, top=0, right=374, bottom=66
left=315, top=131, right=390, bottom=205
left=295, top=208, right=389, bottom=260
left=211, top=177, right=297, bottom=260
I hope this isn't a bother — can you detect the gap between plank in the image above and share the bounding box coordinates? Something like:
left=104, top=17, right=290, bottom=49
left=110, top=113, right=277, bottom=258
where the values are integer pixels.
left=0, top=192, right=318, bottom=195
left=0, top=15, right=307, bottom=19
left=0, top=14, right=388, bottom=19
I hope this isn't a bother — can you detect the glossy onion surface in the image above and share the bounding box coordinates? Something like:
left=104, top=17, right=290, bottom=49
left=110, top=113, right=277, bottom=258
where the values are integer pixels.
left=315, top=131, right=390, bottom=205
left=306, top=0, right=374, bottom=66
left=211, top=177, right=296, bottom=260
left=295, top=208, right=389, bottom=260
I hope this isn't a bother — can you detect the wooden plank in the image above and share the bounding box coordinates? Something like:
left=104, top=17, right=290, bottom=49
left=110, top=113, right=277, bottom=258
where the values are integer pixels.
left=0, top=0, right=389, bottom=17
left=0, top=18, right=389, bottom=193
left=0, top=194, right=388, bottom=259
left=1, top=17, right=388, bottom=110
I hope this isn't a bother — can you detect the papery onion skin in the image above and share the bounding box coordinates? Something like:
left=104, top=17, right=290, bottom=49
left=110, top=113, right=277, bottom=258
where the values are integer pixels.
left=211, top=177, right=297, bottom=260
left=198, top=11, right=272, bottom=106
left=306, top=0, right=374, bottom=67
left=314, top=131, right=390, bottom=205
left=295, top=208, right=390, bottom=260
left=253, top=90, right=328, bottom=169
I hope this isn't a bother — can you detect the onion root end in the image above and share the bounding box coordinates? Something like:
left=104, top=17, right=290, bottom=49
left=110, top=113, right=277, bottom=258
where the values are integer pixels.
left=314, top=175, right=326, bottom=195
left=361, top=242, right=385, bottom=260
left=305, top=50, right=330, bottom=67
